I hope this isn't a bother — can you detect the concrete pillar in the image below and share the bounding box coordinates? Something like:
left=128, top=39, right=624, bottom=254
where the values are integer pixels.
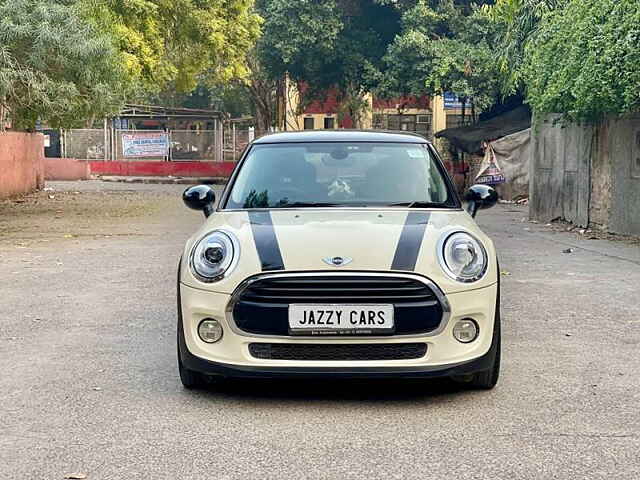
left=432, top=95, right=447, bottom=135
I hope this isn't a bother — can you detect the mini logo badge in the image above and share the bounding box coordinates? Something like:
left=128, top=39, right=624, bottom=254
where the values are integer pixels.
left=323, top=256, right=353, bottom=267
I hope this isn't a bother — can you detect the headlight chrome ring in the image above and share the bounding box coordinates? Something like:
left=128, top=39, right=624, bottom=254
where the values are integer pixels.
left=189, top=230, right=239, bottom=283
left=437, top=230, right=488, bottom=283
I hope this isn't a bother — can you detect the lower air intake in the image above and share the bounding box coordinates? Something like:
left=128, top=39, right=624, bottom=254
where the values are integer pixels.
left=248, top=343, right=427, bottom=361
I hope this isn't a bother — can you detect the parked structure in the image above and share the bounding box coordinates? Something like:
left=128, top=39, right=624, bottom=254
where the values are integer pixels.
left=435, top=105, right=532, bottom=198
left=43, top=104, right=236, bottom=179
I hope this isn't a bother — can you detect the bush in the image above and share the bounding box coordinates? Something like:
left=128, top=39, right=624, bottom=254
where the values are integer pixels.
left=524, top=0, right=640, bottom=121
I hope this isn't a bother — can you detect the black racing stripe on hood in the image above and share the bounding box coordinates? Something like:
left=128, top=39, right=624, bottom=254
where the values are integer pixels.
left=249, top=211, right=285, bottom=271
left=391, top=212, right=431, bottom=271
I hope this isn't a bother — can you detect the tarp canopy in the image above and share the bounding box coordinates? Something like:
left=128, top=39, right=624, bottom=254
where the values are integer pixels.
left=435, top=105, right=531, bottom=154
left=490, top=128, right=531, bottom=201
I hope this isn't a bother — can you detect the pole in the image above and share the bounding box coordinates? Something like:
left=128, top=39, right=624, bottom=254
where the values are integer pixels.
left=103, top=118, right=108, bottom=161
left=111, top=121, right=116, bottom=161
left=232, top=123, right=236, bottom=161
left=213, top=119, right=217, bottom=162
left=217, top=118, right=224, bottom=162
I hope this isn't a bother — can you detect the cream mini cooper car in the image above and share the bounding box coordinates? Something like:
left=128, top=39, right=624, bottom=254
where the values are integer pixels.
left=177, top=131, right=500, bottom=390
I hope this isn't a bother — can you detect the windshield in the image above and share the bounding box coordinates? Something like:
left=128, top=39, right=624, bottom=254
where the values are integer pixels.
left=225, top=142, right=456, bottom=209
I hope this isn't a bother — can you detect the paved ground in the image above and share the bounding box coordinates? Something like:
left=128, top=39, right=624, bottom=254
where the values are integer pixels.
left=1, top=181, right=639, bottom=480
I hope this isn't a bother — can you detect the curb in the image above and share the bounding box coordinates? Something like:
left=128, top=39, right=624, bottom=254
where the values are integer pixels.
left=97, top=176, right=228, bottom=185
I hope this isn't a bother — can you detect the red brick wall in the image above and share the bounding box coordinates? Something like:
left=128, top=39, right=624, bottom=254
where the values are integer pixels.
left=0, top=132, right=45, bottom=199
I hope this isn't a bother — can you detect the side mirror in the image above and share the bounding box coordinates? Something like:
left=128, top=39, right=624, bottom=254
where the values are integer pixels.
left=464, top=184, right=498, bottom=218
left=183, top=185, right=216, bottom=218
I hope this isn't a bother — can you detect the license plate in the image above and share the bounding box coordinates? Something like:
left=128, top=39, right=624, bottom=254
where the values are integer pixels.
left=288, top=304, right=394, bottom=335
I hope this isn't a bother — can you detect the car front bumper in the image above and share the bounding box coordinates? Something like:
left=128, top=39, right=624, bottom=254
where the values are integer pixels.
left=178, top=282, right=499, bottom=379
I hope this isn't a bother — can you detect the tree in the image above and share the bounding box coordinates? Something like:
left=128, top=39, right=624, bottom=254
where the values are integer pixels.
left=260, top=0, right=402, bottom=128
left=242, top=51, right=279, bottom=132
left=372, top=0, right=501, bottom=116
left=86, top=0, right=262, bottom=94
left=481, top=0, right=567, bottom=96
left=0, top=0, right=127, bottom=130
left=523, top=0, right=640, bottom=121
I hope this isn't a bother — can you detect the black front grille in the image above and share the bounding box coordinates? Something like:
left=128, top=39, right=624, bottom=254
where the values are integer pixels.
left=232, top=274, right=444, bottom=336
left=249, top=343, right=428, bottom=361
left=238, top=276, right=438, bottom=304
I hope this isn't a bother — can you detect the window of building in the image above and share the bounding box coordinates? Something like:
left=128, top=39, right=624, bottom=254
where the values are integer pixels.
left=446, top=114, right=466, bottom=129
left=373, top=114, right=387, bottom=130
left=324, top=117, right=335, bottom=129
left=304, top=117, right=315, bottom=130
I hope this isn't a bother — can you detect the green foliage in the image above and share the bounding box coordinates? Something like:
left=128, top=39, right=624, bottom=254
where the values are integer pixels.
left=374, top=0, right=500, bottom=110
left=84, top=0, right=262, bottom=93
left=0, top=0, right=127, bottom=130
left=260, top=0, right=402, bottom=126
left=524, top=0, right=640, bottom=121
left=482, top=0, right=567, bottom=95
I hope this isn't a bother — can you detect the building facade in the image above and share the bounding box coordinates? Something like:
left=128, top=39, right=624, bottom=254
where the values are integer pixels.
left=279, top=78, right=469, bottom=139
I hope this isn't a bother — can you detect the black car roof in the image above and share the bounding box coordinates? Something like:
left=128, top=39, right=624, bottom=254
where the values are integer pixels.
left=253, top=130, right=430, bottom=144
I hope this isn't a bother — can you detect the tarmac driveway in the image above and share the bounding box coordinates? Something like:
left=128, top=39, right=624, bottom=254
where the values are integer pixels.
left=1, top=181, right=639, bottom=479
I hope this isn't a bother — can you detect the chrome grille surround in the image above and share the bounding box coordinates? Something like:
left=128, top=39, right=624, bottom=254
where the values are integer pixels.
left=225, top=271, right=451, bottom=340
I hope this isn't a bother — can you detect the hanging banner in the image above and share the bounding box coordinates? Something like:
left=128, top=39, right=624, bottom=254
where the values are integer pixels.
left=122, top=132, right=169, bottom=157
left=476, top=142, right=506, bottom=185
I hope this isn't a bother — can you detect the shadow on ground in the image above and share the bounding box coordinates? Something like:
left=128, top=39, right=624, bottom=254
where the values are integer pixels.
left=185, top=376, right=480, bottom=403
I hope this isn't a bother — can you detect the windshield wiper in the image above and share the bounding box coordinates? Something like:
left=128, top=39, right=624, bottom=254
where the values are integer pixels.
left=275, top=202, right=341, bottom=208
left=387, top=201, right=448, bottom=208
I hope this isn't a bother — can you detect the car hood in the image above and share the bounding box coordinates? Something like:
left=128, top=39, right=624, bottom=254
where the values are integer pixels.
left=180, top=209, right=498, bottom=295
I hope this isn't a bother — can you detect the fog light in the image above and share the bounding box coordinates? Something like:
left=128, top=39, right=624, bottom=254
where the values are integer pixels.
left=198, top=318, right=223, bottom=343
left=453, top=319, right=479, bottom=343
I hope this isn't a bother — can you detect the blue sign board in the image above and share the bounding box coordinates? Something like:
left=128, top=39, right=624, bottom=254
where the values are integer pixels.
left=444, top=92, right=465, bottom=110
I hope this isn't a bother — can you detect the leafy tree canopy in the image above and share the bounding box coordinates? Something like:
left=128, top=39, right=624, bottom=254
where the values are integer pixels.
left=0, top=0, right=127, bottom=130
left=85, top=0, right=262, bottom=94
left=524, top=0, right=640, bottom=121
left=260, top=0, right=402, bottom=125
left=0, top=0, right=262, bottom=130
left=370, top=0, right=501, bottom=111
left=482, top=0, right=566, bottom=96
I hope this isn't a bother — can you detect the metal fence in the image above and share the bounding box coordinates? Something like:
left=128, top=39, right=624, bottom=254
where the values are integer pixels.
left=63, top=127, right=224, bottom=162
left=171, top=130, right=218, bottom=161
left=64, top=129, right=108, bottom=160
left=373, top=113, right=433, bottom=140
left=223, top=125, right=268, bottom=161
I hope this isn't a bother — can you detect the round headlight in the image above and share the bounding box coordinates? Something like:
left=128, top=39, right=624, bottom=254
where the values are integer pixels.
left=190, top=230, right=237, bottom=282
left=439, top=231, right=488, bottom=282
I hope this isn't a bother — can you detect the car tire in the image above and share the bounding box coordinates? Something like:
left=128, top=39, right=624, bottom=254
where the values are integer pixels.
left=450, top=279, right=501, bottom=390
left=469, top=317, right=500, bottom=390
left=178, top=352, right=209, bottom=390
left=176, top=256, right=210, bottom=390
left=468, top=283, right=501, bottom=390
